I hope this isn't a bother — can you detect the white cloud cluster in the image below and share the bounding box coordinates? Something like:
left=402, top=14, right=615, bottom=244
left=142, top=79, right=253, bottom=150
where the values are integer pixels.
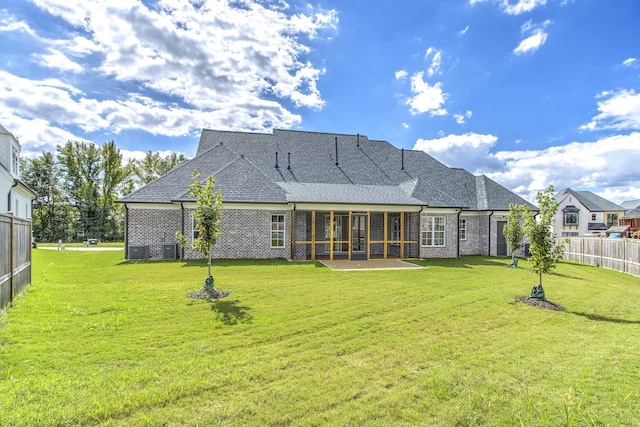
left=0, top=0, right=338, bottom=152
left=413, top=130, right=640, bottom=203
left=513, top=20, right=552, bottom=55
left=622, top=58, right=637, bottom=66
left=453, top=110, right=473, bottom=125
left=404, top=72, right=448, bottom=116
left=469, top=0, right=548, bottom=15
left=580, top=89, right=640, bottom=131
left=425, top=47, right=443, bottom=77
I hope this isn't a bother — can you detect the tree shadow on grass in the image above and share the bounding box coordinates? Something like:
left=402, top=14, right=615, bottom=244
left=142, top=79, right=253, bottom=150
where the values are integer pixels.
left=210, top=299, right=253, bottom=325
left=568, top=311, right=640, bottom=324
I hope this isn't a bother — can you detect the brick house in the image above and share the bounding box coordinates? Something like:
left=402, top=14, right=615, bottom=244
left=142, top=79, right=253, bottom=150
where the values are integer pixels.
left=119, top=129, right=535, bottom=261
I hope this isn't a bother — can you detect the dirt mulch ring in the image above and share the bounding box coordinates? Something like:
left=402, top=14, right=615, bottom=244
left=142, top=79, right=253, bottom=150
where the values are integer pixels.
left=512, top=296, right=565, bottom=311
left=187, top=289, right=230, bottom=300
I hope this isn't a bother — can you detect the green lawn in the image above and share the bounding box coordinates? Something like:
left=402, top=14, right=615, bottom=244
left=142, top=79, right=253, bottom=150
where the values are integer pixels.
left=1, top=251, right=639, bottom=426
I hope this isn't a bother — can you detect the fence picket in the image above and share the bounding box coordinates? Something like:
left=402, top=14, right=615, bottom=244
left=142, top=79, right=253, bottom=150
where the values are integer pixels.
left=560, top=237, right=640, bottom=278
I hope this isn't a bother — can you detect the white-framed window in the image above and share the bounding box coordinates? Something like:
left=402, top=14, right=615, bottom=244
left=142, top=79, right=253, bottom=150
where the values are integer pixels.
left=421, top=216, right=445, bottom=246
left=11, top=147, right=19, bottom=176
left=271, top=214, right=285, bottom=248
left=192, top=215, right=200, bottom=240
left=564, top=212, right=578, bottom=226
left=459, top=218, right=467, bottom=240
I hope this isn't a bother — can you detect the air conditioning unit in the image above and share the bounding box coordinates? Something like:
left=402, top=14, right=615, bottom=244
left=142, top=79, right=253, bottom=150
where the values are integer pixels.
left=128, top=244, right=150, bottom=260
left=162, top=243, right=177, bottom=260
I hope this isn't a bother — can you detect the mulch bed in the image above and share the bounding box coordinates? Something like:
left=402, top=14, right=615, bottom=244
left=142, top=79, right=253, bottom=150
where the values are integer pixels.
left=512, top=296, right=565, bottom=311
left=187, top=289, right=230, bottom=300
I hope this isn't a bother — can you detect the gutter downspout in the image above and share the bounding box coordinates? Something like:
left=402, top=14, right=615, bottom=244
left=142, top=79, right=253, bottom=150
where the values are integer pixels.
left=488, top=211, right=494, bottom=256
left=418, top=206, right=425, bottom=258
left=180, top=202, right=185, bottom=259
left=8, top=180, right=18, bottom=212
left=124, top=203, right=129, bottom=260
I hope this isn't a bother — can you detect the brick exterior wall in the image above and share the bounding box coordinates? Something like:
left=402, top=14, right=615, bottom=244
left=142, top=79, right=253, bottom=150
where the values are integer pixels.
left=419, top=212, right=459, bottom=258
left=127, top=208, right=181, bottom=259
left=127, top=206, right=290, bottom=260
left=127, top=206, right=505, bottom=260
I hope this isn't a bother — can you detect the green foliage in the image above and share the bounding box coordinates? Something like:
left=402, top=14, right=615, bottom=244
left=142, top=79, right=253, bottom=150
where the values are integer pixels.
left=2, top=251, right=639, bottom=425
left=503, top=203, right=528, bottom=267
left=176, top=170, right=223, bottom=281
left=23, top=141, right=185, bottom=242
left=524, top=185, right=564, bottom=288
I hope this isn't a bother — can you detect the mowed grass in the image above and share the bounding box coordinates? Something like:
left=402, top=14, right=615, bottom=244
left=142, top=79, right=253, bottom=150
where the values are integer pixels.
left=1, top=251, right=639, bottom=426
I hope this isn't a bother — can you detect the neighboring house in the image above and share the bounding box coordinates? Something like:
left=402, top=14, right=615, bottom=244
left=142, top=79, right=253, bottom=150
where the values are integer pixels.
left=119, top=129, right=536, bottom=261
left=0, top=124, right=35, bottom=218
left=620, top=199, right=640, bottom=213
left=553, top=188, right=625, bottom=237
left=619, top=205, right=640, bottom=237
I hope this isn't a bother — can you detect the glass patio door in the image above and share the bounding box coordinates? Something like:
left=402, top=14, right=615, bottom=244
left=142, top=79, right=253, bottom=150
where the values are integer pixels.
left=351, top=215, right=366, bottom=254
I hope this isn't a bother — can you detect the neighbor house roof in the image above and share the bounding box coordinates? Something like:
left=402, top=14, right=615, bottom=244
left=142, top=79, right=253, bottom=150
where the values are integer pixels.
left=620, top=199, right=640, bottom=211
left=120, top=129, right=535, bottom=210
left=554, top=188, right=623, bottom=212
left=623, top=206, right=640, bottom=219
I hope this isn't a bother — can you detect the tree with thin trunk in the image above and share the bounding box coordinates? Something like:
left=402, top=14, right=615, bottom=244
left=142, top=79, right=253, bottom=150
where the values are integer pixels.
left=176, top=171, right=223, bottom=295
left=503, top=203, right=528, bottom=268
left=523, top=185, right=564, bottom=300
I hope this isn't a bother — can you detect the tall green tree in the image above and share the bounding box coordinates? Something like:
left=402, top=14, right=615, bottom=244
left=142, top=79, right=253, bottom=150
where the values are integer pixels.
left=100, top=141, right=134, bottom=240
left=21, top=152, right=75, bottom=241
left=503, top=203, right=528, bottom=268
left=134, top=151, right=186, bottom=185
left=57, top=141, right=103, bottom=240
left=523, top=185, right=564, bottom=299
left=176, top=171, right=223, bottom=294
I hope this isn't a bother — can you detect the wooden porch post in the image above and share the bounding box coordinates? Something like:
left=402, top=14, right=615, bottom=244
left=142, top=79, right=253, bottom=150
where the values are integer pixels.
left=367, top=212, right=371, bottom=260
left=329, top=210, right=334, bottom=261
left=348, top=211, right=352, bottom=261
left=400, top=212, right=405, bottom=259
left=311, top=210, right=316, bottom=260
left=383, top=211, right=388, bottom=259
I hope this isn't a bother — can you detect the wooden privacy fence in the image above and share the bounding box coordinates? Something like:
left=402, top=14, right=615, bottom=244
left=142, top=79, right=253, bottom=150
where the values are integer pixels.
left=1, top=213, right=32, bottom=316
left=559, top=237, right=640, bottom=278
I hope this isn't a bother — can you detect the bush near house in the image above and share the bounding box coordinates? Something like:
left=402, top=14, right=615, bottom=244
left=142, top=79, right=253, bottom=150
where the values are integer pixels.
left=0, top=250, right=639, bottom=426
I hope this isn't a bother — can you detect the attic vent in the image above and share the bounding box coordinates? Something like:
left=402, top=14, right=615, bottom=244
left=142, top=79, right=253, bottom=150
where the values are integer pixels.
left=287, top=152, right=291, bottom=170
left=275, top=152, right=279, bottom=168
left=401, top=149, right=405, bottom=170
left=335, top=136, right=339, bottom=166
left=357, top=133, right=360, bottom=148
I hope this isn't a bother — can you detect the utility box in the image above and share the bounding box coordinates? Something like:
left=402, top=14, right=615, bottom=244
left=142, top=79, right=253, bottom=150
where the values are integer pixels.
left=162, top=243, right=177, bottom=260
left=128, top=244, right=150, bottom=260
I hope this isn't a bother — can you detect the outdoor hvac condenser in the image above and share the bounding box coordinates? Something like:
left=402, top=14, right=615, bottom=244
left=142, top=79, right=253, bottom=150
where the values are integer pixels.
left=162, top=243, right=177, bottom=260
left=128, top=244, right=150, bottom=260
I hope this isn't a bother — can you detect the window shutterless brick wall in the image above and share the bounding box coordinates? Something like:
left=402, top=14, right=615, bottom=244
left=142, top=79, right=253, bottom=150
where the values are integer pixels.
left=182, top=208, right=290, bottom=260
left=128, top=207, right=289, bottom=260
left=419, top=213, right=459, bottom=258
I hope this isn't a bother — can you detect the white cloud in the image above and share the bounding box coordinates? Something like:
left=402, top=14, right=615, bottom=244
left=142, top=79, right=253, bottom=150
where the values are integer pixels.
left=457, top=26, right=470, bottom=36
left=33, top=49, right=83, bottom=73
left=623, top=58, right=637, bottom=66
left=405, top=72, right=447, bottom=116
left=395, top=70, right=408, bottom=80
left=453, top=110, right=473, bottom=125
left=413, top=132, right=501, bottom=174
left=502, top=0, right=547, bottom=15
left=580, top=89, right=640, bottom=131
left=469, top=0, right=548, bottom=14
left=514, top=20, right=551, bottom=55
left=425, top=47, right=442, bottom=76
left=413, top=131, right=640, bottom=203
left=0, top=0, right=338, bottom=152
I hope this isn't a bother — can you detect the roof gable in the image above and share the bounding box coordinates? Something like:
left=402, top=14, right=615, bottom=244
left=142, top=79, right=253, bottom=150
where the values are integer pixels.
left=555, top=188, right=622, bottom=212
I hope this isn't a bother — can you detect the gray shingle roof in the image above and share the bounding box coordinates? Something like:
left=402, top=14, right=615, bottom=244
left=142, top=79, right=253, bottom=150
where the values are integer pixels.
left=120, top=128, right=534, bottom=210
left=555, top=188, right=623, bottom=212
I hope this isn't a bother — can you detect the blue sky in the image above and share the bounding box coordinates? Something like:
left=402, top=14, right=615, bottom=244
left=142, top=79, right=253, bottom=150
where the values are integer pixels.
left=1, top=0, right=639, bottom=203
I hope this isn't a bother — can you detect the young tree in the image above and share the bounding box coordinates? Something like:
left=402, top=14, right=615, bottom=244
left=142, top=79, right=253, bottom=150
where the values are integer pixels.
left=523, top=185, right=564, bottom=300
left=176, top=171, right=223, bottom=295
left=503, top=203, right=528, bottom=267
